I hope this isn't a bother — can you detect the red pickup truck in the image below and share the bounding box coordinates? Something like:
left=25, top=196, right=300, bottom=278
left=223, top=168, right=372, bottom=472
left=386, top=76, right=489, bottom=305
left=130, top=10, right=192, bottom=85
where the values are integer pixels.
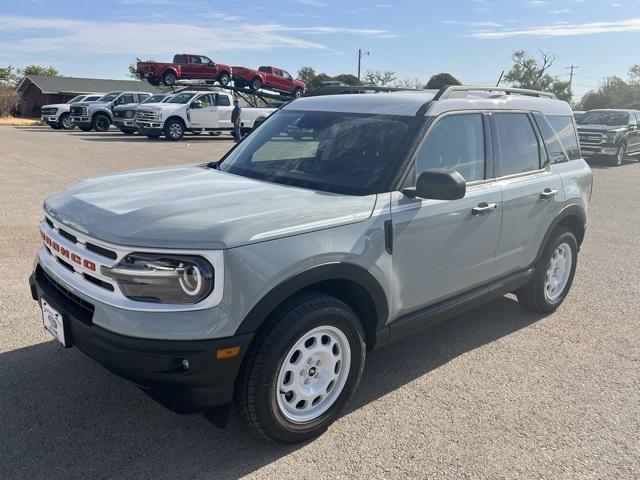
left=231, top=66, right=305, bottom=97
left=137, top=54, right=232, bottom=87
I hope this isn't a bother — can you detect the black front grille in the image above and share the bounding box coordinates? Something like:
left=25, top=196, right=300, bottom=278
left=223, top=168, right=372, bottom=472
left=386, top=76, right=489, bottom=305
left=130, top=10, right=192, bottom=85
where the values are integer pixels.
left=41, top=108, right=57, bottom=115
left=86, top=242, right=118, bottom=260
left=36, top=266, right=95, bottom=324
left=70, top=106, right=86, bottom=116
left=58, top=228, right=78, bottom=244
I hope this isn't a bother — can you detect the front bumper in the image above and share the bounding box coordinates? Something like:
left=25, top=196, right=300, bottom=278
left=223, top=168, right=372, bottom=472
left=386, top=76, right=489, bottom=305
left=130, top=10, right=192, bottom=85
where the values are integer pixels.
left=41, top=115, right=60, bottom=124
left=71, top=116, right=91, bottom=127
left=114, top=119, right=136, bottom=128
left=29, top=264, right=253, bottom=413
left=580, top=144, right=619, bottom=156
left=136, top=121, right=164, bottom=135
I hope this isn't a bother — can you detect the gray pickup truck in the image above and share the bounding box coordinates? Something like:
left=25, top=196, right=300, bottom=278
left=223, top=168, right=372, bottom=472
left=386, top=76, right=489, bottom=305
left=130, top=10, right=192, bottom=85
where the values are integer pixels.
left=113, top=93, right=173, bottom=134
left=70, top=91, right=152, bottom=132
left=30, top=86, right=592, bottom=443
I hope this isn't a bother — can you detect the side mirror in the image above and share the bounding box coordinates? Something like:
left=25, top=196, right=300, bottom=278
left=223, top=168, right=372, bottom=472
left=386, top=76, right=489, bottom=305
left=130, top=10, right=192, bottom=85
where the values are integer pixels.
left=402, top=169, right=466, bottom=200
left=191, top=100, right=203, bottom=109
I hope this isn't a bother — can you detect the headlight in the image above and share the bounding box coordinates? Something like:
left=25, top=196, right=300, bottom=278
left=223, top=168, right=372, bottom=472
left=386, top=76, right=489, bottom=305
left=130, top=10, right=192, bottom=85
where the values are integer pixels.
left=604, top=132, right=620, bottom=143
left=102, top=253, right=214, bottom=304
left=125, top=110, right=135, bottom=119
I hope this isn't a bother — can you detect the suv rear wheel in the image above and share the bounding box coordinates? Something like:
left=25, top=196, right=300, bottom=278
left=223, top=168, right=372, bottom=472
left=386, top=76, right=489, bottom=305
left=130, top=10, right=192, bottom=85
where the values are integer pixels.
left=236, top=292, right=366, bottom=443
left=517, top=227, right=578, bottom=313
left=92, top=113, right=111, bottom=132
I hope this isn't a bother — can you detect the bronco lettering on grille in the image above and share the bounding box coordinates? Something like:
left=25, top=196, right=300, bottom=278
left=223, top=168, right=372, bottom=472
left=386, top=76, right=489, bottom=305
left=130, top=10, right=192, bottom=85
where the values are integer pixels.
left=41, top=230, right=97, bottom=271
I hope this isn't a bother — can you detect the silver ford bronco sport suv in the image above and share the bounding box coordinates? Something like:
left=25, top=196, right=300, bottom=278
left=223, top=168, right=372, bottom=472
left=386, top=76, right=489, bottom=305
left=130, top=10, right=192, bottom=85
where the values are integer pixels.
left=30, top=86, right=592, bottom=443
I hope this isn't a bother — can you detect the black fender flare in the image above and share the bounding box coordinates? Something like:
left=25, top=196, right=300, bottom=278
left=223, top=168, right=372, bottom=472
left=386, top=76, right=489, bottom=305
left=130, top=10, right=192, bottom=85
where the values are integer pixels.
left=234, top=262, right=389, bottom=336
left=534, top=204, right=586, bottom=264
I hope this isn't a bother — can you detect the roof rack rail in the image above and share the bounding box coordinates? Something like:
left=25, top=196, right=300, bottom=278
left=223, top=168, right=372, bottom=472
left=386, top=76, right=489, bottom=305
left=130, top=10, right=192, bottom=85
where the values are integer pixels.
left=433, top=85, right=557, bottom=100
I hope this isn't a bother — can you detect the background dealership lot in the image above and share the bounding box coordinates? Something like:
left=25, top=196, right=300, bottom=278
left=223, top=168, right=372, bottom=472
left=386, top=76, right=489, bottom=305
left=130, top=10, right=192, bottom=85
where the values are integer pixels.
left=1, top=126, right=639, bottom=479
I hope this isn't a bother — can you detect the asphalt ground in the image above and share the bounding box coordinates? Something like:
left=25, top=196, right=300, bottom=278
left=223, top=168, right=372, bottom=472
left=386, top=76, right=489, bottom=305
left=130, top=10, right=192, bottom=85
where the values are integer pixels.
left=1, top=125, right=639, bottom=479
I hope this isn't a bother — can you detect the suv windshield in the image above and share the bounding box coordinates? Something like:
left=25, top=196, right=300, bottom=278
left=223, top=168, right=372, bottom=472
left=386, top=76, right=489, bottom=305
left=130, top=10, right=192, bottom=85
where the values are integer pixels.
left=577, top=111, right=629, bottom=126
left=219, top=109, right=423, bottom=195
left=142, top=94, right=167, bottom=104
left=167, top=93, right=196, bottom=104
left=67, top=95, right=85, bottom=104
left=99, top=92, right=121, bottom=102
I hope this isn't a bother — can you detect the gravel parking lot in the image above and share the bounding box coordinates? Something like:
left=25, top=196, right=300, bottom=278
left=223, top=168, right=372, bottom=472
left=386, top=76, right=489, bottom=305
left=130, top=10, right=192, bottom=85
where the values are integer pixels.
left=1, top=125, right=639, bottom=479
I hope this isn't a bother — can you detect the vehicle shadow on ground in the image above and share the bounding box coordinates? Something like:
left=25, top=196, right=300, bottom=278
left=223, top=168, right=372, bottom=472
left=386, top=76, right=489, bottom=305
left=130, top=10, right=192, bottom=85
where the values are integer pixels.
left=586, top=157, right=640, bottom=169
left=73, top=133, right=233, bottom=143
left=0, top=295, right=544, bottom=479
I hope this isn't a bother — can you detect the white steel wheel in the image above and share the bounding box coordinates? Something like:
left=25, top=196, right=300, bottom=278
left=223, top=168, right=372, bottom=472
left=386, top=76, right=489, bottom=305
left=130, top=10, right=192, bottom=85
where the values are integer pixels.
left=544, top=242, right=573, bottom=302
left=276, top=325, right=351, bottom=424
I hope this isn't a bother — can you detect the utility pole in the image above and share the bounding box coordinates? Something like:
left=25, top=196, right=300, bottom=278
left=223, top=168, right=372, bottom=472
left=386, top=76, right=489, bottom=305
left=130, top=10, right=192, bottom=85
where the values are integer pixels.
left=357, top=48, right=370, bottom=81
left=565, top=65, right=579, bottom=90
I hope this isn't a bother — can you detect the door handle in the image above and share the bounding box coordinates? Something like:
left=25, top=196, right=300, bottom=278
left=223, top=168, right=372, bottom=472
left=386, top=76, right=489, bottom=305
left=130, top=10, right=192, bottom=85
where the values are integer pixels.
left=472, top=202, right=497, bottom=215
left=540, top=188, right=558, bottom=199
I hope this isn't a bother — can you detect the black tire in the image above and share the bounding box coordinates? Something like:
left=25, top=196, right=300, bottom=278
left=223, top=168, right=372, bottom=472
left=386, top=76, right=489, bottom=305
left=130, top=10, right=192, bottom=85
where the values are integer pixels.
left=145, top=133, right=161, bottom=139
left=92, top=113, right=111, bottom=132
left=517, top=227, right=578, bottom=314
left=79, top=125, right=92, bottom=132
left=162, top=70, right=177, bottom=87
left=250, top=77, right=262, bottom=91
left=612, top=143, right=626, bottom=166
left=120, top=128, right=136, bottom=135
left=148, top=76, right=161, bottom=86
left=218, top=72, right=231, bottom=87
left=293, top=88, right=303, bottom=98
left=235, top=292, right=366, bottom=444
left=59, top=113, right=74, bottom=130
left=164, top=118, right=184, bottom=141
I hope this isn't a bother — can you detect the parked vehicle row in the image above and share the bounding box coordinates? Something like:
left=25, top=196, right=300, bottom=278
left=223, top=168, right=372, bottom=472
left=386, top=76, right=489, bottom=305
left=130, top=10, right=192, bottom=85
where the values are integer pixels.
left=576, top=109, right=640, bottom=166
left=135, top=53, right=305, bottom=97
left=42, top=89, right=276, bottom=141
left=41, top=93, right=104, bottom=130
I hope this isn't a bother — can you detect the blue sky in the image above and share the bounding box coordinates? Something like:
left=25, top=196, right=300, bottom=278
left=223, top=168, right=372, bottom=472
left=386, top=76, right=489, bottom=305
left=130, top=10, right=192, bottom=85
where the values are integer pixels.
left=0, top=0, right=637, bottom=100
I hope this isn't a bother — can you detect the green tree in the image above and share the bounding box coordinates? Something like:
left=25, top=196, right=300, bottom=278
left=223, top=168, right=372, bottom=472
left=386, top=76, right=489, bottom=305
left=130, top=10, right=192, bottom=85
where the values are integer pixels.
left=1, top=64, right=60, bottom=86
left=0, top=66, right=16, bottom=86
left=577, top=73, right=640, bottom=110
left=425, top=72, right=461, bottom=90
left=332, top=74, right=361, bottom=86
left=296, top=66, right=317, bottom=86
left=504, top=50, right=571, bottom=102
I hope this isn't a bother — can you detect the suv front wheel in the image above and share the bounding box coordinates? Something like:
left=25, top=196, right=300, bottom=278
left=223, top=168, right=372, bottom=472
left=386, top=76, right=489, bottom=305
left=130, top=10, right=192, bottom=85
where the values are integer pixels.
left=517, top=227, right=578, bottom=313
left=236, top=292, right=366, bottom=443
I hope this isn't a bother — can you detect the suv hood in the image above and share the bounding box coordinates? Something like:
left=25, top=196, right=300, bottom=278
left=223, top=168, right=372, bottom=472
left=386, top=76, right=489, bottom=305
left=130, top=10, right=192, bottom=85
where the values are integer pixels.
left=44, top=165, right=376, bottom=250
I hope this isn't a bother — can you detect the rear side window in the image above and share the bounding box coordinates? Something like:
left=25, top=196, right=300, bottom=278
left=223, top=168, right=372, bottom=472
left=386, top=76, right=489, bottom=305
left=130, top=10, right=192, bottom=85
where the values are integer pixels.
left=533, top=113, right=568, bottom=164
left=137, top=93, right=151, bottom=103
left=493, top=113, right=540, bottom=176
left=415, top=113, right=485, bottom=182
left=174, top=55, right=186, bottom=63
left=216, top=94, right=231, bottom=106
left=547, top=116, right=580, bottom=160
left=119, top=94, right=135, bottom=104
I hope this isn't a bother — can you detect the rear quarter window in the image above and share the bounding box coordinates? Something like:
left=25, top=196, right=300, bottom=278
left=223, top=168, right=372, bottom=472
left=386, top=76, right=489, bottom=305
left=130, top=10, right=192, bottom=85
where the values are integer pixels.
left=533, top=113, right=568, bottom=164
left=546, top=115, right=580, bottom=160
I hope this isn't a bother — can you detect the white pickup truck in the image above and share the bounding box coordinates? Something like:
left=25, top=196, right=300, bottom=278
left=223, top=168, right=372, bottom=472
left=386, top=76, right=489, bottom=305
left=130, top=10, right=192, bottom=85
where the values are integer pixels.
left=135, top=90, right=276, bottom=140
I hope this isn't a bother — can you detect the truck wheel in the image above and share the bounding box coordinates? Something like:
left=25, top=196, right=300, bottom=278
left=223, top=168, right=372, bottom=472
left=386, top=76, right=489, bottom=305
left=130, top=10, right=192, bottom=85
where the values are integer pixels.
left=164, top=119, right=184, bottom=141
left=218, top=73, right=231, bottom=87
left=148, top=76, right=161, bottom=86
left=92, top=113, right=111, bottom=132
left=250, top=77, right=262, bottom=91
left=517, top=227, right=578, bottom=314
left=79, top=125, right=92, bottom=132
left=162, top=71, right=177, bottom=87
left=235, top=292, right=366, bottom=443
left=613, top=143, right=626, bottom=166
left=293, top=88, right=303, bottom=98
left=59, top=113, right=74, bottom=130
